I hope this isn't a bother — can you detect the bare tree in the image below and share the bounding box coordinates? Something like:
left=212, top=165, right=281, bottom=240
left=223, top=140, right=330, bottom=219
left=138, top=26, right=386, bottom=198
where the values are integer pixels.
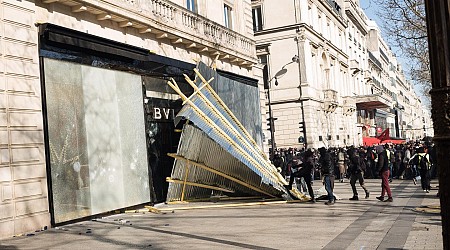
left=374, top=0, right=431, bottom=99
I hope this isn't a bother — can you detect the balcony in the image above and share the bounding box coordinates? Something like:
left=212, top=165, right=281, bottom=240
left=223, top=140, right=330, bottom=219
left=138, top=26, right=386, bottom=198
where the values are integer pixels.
left=326, top=0, right=342, bottom=15
left=323, top=89, right=339, bottom=113
left=320, top=0, right=346, bottom=25
left=355, top=93, right=391, bottom=110
left=372, top=77, right=382, bottom=89
left=344, top=0, right=368, bottom=35
left=368, top=52, right=382, bottom=70
left=380, top=48, right=389, bottom=62
left=42, top=0, right=256, bottom=66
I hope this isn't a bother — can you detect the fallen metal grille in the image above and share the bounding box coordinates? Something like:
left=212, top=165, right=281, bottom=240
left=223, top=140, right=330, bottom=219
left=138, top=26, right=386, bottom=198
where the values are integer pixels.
left=165, top=62, right=290, bottom=202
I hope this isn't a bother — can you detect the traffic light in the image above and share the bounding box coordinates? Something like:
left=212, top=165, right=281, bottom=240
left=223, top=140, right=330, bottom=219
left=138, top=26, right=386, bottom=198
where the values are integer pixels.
left=299, top=121, right=305, bottom=133
left=267, top=117, right=277, bottom=132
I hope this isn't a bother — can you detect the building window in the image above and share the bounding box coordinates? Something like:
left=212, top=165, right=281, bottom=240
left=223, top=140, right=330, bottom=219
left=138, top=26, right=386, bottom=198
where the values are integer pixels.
left=186, top=0, right=197, bottom=13
left=308, top=5, right=313, bottom=27
left=224, top=4, right=233, bottom=29
left=252, top=5, right=263, bottom=32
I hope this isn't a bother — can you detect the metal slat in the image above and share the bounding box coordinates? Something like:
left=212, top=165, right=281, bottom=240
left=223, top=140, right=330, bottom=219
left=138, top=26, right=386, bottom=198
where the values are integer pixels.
left=166, top=64, right=289, bottom=202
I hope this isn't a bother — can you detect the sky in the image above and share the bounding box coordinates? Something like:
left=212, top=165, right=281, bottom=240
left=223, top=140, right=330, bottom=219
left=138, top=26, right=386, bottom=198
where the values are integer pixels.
left=361, top=1, right=410, bottom=72
left=360, top=1, right=380, bottom=27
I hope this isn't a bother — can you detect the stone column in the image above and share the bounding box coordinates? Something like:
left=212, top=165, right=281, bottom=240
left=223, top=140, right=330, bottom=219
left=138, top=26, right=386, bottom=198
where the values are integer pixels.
left=424, top=1, right=450, bottom=249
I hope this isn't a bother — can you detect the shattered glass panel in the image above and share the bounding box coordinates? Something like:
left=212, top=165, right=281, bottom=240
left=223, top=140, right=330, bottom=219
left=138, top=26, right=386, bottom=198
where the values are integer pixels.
left=44, top=58, right=149, bottom=223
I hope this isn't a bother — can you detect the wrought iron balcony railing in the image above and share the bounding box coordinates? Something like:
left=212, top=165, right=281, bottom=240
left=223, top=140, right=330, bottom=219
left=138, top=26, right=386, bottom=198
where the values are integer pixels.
left=368, top=51, right=382, bottom=69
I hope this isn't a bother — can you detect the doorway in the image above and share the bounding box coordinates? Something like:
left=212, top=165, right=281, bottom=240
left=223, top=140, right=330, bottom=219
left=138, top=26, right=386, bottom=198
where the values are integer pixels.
left=143, top=76, right=190, bottom=202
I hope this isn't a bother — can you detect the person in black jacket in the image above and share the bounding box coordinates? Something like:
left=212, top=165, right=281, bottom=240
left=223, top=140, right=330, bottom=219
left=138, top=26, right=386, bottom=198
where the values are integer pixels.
left=376, top=145, right=393, bottom=202
left=348, top=147, right=370, bottom=200
left=286, top=150, right=316, bottom=203
left=318, top=147, right=335, bottom=205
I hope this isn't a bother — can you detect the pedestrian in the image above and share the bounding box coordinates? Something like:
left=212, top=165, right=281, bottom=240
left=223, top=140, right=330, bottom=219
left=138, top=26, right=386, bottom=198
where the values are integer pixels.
left=394, top=145, right=403, bottom=179
left=272, top=152, right=284, bottom=176
left=286, top=150, right=316, bottom=203
left=348, top=147, right=370, bottom=200
left=376, top=145, right=393, bottom=202
left=318, top=147, right=335, bottom=205
left=409, top=146, right=432, bottom=192
left=387, top=144, right=395, bottom=182
left=401, top=144, right=413, bottom=180
left=407, top=146, right=420, bottom=184
left=338, top=148, right=346, bottom=182
left=366, top=146, right=377, bottom=178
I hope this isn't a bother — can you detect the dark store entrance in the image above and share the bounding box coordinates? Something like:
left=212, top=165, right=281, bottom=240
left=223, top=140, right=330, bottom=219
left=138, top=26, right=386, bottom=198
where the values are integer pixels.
left=143, top=76, right=191, bottom=202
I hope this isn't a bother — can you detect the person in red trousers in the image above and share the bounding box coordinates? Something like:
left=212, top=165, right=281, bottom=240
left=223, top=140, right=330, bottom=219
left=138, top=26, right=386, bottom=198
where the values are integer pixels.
left=376, top=145, right=393, bottom=202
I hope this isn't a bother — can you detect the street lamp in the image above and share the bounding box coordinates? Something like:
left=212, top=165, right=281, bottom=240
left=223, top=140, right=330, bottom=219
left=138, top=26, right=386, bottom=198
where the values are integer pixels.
left=292, top=54, right=307, bottom=149
left=266, top=72, right=285, bottom=159
left=265, top=58, right=297, bottom=159
left=266, top=81, right=276, bottom=159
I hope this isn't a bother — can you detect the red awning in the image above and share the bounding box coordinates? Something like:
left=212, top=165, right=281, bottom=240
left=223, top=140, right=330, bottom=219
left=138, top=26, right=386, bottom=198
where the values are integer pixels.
left=362, top=137, right=380, bottom=146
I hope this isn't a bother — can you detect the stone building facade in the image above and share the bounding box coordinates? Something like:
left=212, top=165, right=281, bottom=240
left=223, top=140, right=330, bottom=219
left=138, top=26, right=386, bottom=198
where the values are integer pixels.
left=252, top=0, right=432, bottom=150
left=0, top=0, right=260, bottom=238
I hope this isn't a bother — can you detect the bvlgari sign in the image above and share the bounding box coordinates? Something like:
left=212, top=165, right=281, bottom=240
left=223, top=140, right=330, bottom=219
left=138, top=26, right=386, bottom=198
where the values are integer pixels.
left=150, top=107, right=176, bottom=120
left=145, top=98, right=181, bottom=122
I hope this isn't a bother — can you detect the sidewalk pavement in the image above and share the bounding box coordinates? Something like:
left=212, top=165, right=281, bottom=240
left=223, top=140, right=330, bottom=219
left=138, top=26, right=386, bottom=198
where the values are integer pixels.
left=0, top=179, right=443, bottom=250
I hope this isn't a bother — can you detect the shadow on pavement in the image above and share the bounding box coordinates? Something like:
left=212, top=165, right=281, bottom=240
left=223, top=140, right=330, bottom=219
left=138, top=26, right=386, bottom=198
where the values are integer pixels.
left=0, top=245, right=18, bottom=250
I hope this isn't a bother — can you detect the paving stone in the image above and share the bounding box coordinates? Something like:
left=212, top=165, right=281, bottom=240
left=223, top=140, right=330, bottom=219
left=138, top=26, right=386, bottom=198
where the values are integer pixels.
left=0, top=179, right=443, bottom=250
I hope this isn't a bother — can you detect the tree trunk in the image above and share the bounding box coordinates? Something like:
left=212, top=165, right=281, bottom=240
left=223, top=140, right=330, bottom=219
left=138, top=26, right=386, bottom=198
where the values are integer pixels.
left=424, top=1, right=450, bottom=249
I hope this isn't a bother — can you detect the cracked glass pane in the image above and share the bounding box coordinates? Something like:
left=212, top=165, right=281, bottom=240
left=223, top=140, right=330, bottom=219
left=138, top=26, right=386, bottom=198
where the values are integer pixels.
left=44, top=58, right=150, bottom=223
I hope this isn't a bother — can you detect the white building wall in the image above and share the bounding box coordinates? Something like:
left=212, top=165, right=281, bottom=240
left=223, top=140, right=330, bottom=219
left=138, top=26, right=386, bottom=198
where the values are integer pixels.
left=0, top=0, right=50, bottom=238
left=255, top=0, right=432, bottom=150
left=253, top=0, right=433, bottom=147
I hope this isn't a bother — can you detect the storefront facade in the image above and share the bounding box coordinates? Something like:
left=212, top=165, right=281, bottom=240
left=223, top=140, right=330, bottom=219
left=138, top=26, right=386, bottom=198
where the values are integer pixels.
left=0, top=0, right=259, bottom=238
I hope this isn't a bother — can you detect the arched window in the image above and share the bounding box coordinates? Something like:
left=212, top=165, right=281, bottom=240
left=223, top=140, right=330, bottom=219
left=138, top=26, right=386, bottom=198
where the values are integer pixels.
left=321, top=53, right=330, bottom=89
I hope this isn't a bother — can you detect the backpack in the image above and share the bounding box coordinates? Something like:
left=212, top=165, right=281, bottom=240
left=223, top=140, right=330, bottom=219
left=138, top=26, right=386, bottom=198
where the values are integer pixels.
left=410, top=154, right=420, bottom=166
left=418, top=154, right=430, bottom=170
